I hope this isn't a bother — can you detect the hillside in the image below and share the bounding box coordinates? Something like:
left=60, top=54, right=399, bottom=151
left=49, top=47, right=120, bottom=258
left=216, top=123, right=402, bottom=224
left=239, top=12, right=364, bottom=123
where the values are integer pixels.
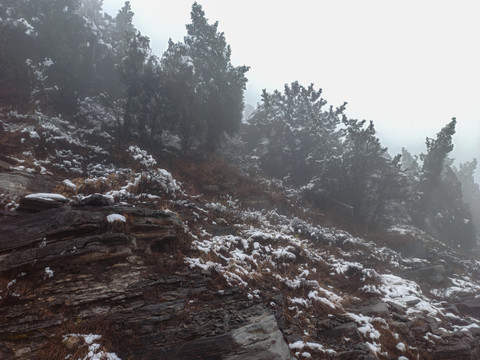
left=2, top=107, right=480, bottom=360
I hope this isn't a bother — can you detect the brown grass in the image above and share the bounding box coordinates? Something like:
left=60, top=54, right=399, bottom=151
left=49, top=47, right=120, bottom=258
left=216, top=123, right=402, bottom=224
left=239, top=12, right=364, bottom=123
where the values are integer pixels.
left=37, top=318, right=116, bottom=360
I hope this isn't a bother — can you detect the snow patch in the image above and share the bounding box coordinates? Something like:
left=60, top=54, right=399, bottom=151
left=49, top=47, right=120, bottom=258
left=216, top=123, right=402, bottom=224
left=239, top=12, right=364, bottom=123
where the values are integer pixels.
left=107, top=214, right=126, bottom=223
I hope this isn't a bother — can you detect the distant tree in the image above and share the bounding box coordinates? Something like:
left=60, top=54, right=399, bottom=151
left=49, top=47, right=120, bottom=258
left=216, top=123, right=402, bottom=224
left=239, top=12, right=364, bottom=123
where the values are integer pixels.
left=247, top=82, right=344, bottom=184
left=78, top=0, right=121, bottom=97
left=333, top=119, right=405, bottom=224
left=0, top=0, right=35, bottom=104
left=113, top=1, right=151, bottom=142
left=455, top=159, right=480, bottom=241
left=414, top=119, right=476, bottom=248
left=136, top=55, right=165, bottom=140
left=401, top=147, right=421, bottom=181
left=414, top=119, right=456, bottom=225
left=0, top=0, right=117, bottom=111
left=183, top=2, right=249, bottom=154
left=32, top=0, right=91, bottom=112
left=162, top=40, right=203, bottom=153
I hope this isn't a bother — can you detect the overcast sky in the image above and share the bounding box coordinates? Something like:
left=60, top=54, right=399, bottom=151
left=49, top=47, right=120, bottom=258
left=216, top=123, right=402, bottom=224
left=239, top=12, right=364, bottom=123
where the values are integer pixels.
left=103, top=0, right=480, bottom=175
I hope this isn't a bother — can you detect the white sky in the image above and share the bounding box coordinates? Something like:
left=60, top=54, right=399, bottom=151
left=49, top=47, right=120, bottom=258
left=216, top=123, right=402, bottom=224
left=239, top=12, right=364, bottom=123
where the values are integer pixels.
left=103, top=0, right=480, bottom=175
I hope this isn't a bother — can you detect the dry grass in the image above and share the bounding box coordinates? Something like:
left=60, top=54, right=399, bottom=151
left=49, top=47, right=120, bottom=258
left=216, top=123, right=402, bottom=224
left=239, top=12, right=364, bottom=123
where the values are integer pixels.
left=162, top=155, right=263, bottom=200
left=37, top=318, right=116, bottom=360
left=375, top=322, right=420, bottom=360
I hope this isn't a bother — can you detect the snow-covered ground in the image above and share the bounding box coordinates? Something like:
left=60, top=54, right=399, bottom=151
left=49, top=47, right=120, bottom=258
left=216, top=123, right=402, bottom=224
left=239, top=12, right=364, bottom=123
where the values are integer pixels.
left=2, top=107, right=480, bottom=359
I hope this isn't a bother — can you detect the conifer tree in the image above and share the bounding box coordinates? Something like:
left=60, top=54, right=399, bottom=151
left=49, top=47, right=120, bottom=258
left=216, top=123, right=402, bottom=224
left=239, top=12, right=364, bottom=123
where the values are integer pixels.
left=247, top=82, right=344, bottom=184
left=162, top=40, right=202, bottom=153
left=113, top=1, right=151, bottom=142
left=184, top=2, right=249, bottom=154
left=334, top=119, right=404, bottom=224
left=414, top=119, right=476, bottom=248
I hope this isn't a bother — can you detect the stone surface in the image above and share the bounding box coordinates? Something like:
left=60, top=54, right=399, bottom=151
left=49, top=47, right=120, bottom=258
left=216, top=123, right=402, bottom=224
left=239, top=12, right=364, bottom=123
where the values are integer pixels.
left=319, top=322, right=362, bottom=342
left=160, top=314, right=292, bottom=360
left=18, top=194, right=67, bottom=212
left=0, top=202, right=292, bottom=360
left=0, top=170, right=57, bottom=196
left=226, top=314, right=293, bottom=360
left=78, top=193, right=114, bottom=206
left=358, top=302, right=390, bottom=318
left=403, top=264, right=448, bottom=285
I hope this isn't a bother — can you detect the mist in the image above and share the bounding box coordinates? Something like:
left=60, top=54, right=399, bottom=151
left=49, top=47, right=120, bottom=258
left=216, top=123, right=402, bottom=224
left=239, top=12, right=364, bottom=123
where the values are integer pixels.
left=103, top=0, right=480, bottom=177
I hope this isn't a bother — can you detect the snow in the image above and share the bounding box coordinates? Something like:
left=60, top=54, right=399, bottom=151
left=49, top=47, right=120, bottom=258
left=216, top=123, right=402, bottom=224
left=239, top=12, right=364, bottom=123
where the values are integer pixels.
left=289, top=341, right=336, bottom=355
left=44, top=267, right=54, bottom=279
left=63, top=179, right=77, bottom=189
left=347, top=313, right=381, bottom=340
left=25, top=193, right=66, bottom=202
left=107, top=214, right=126, bottom=223
left=128, top=145, right=157, bottom=168
left=396, top=342, right=406, bottom=351
left=63, top=334, right=121, bottom=360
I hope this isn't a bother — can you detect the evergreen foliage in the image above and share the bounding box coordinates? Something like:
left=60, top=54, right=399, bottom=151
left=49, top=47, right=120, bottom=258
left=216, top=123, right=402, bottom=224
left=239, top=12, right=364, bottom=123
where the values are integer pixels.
left=455, top=159, right=480, bottom=241
left=1, top=1, right=247, bottom=154
left=163, top=2, right=249, bottom=154
left=411, top=119, right=477, bottom=248
left=1, top=0, right=478, bottom=248
left=334, top=119, right=406, bottom=224
left=247, top=82, right=343, bottom=184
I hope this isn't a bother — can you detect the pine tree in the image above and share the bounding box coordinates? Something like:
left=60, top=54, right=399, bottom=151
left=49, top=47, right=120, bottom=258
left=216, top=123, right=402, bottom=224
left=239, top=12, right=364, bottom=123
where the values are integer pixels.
left=162, top=40, right=203, bottom=153
left=184, top=2, right=249, bottom=154
left=247, top=82, right=344, bottom=184
left=335, top=119, right=404, bottom=224
left=455, top=159, right=480, bottom=242
left=0, top=0, right=36, bottom=103
left=415, top=119, right=457, bottom=225
left=113, top=1, right=151, bottom=142
left=414, top=119, right=476, bottom=248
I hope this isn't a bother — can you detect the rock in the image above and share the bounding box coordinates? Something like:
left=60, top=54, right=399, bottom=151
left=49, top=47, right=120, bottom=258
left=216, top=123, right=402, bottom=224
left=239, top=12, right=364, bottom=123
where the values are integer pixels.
left=0, top=170, right=57, bottom=197
left=18, top=193, right=67, bottom=212
left=0, top=202, right=295, bottom=360
left=387, top=301, right=406, bottom=314
left=78, top=193, right=114, bottom=206
left=456, top=300, right=480, bottom=317
left=433, top=341, right=474, bottom=360
left=0, top=205, right=182, bottom=270
left=159, top=314, right=292, bottom=360
left=404, top=264, right=447, bottom=285
left=227, top=314, right=293, bottom=360
left=359, top=302, right=390, bottom=317
left=405, top=297, right=421, bottom=306
left=0, top=156, right=16, bottom=171
left=318, top=322, right=362, bottom=342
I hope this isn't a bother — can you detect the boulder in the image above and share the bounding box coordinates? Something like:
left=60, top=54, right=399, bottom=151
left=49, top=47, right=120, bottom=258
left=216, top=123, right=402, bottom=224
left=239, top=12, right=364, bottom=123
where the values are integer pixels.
left=160, top=314, right=292, bottom=360
left=17, top=193, right=67, bottom=212
left=78, top=193, right=114, bottom=206
left=359, top=302, right=390, bottom=318
left=319, top=322, right=362, bottom=342
left=0, top=170, right=56, bottom=196
left=403, top=264, right=448, bottom=285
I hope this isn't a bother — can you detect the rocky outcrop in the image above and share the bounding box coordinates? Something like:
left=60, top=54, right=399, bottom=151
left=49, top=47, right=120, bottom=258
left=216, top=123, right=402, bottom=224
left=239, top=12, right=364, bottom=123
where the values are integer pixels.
left=0, top=199, right=292, bottom=359
left=162, top=314, right=292, bottom=360
left=0, top=170, right=57, bottom=197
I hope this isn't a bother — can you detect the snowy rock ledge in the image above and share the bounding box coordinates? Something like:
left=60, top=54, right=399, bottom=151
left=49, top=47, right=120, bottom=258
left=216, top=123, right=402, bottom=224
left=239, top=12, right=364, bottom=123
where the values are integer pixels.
left=18, top=192, right=67, bottom=212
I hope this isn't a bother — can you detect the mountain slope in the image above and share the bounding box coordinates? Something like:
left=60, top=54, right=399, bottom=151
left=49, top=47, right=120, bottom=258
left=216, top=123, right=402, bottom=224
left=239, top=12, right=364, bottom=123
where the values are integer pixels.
left=1, top=108, right=480, bottom=359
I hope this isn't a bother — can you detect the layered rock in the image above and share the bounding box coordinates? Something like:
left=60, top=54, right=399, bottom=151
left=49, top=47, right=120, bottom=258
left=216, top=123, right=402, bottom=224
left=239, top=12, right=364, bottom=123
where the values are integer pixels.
left=0, top=200, right=292, bottom=359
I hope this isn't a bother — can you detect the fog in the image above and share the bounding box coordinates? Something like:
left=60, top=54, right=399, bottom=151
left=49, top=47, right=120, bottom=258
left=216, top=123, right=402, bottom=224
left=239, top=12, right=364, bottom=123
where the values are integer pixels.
left=103, top=0, right=480, bottom=178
